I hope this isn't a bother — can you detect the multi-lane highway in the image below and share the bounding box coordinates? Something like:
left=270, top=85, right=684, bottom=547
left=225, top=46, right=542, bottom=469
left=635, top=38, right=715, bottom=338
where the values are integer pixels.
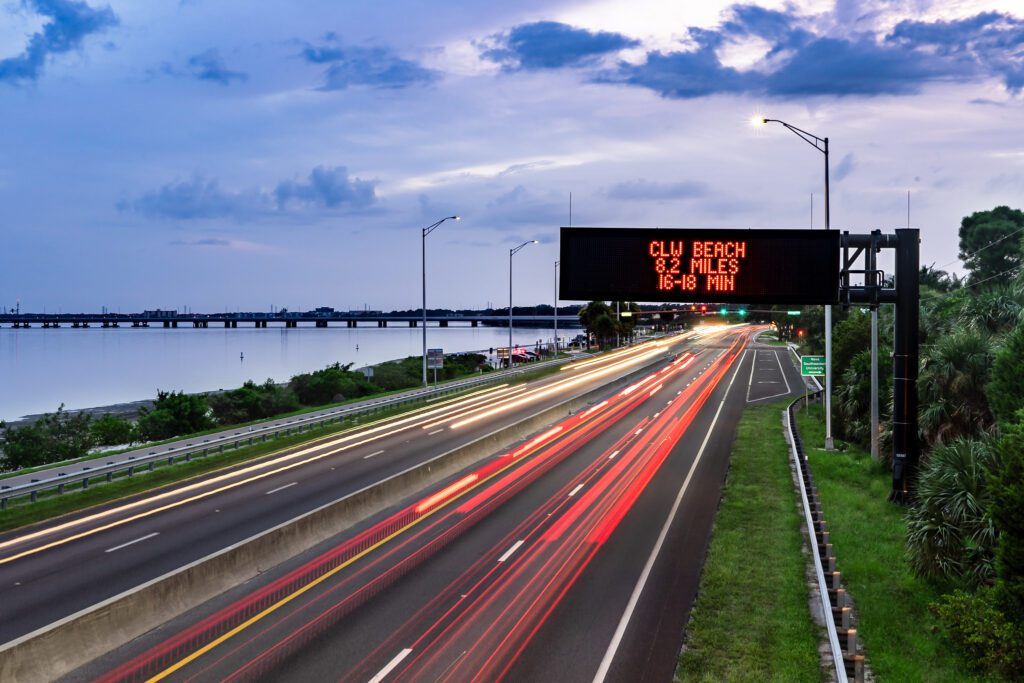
left=55, top=326, right=806, bottom=683
left=0, top=332, right=703, bottom=653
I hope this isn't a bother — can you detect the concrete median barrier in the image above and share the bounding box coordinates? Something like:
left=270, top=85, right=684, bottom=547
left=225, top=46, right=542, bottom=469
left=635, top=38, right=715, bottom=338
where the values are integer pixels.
left=0, top=354, right=669, bottom=683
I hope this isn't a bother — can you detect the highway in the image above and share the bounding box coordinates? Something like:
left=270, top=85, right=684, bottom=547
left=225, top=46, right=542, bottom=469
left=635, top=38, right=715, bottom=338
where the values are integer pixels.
left=72, top=327, right=806, bottom=683
left=0, top=356, right=585, bottom=492
left=0, top=333, right=699, bottom=648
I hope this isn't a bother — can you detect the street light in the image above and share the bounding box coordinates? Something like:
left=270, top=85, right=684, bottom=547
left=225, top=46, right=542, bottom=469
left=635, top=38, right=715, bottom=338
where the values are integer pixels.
left=554, top=260, right=559, bottom=357
left=757, top=115, right=835, bottom=450
left=422, top=215, right=460, bottom=387
left=509, top=240, right=538, bottom=368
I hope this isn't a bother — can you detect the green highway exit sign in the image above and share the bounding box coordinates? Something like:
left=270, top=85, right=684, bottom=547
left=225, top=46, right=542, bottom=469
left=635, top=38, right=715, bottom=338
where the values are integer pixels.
left=801, top=355, right=826, bottom=376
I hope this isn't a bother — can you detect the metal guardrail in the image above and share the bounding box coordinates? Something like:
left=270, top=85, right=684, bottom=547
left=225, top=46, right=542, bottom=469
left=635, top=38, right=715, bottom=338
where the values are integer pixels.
left=786, top=391, right=864, bottom=682
left=0, top=354, right=589, bottom=509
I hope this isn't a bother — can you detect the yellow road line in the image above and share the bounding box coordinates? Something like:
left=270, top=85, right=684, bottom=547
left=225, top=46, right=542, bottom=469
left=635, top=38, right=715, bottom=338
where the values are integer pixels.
left=145, top=398, right=605, bottom=681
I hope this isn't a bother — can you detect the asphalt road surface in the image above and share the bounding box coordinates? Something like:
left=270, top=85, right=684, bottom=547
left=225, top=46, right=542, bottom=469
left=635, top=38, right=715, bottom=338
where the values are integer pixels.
left=77, top=327, right=805, bottom=683
left=0, top=334, right=695, bottom=645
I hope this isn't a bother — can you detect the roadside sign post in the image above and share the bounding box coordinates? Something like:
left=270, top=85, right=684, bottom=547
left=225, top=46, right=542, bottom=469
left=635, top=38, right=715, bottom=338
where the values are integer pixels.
left=427, top=348, right=443, bottom=385
left=801, top=355, right=825, bottom=411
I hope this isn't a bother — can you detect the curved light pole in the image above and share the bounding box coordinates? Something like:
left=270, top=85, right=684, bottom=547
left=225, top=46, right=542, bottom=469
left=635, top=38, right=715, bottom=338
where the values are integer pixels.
left=422, top=215, right=460, bottom=387
left=509, top=240, right=537, bottom=368
left=756, top=116, right=834, bottom=450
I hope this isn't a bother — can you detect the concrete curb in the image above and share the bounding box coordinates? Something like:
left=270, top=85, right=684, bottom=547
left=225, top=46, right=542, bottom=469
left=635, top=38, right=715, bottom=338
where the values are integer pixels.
left=0, top=356, right=665, bottom=683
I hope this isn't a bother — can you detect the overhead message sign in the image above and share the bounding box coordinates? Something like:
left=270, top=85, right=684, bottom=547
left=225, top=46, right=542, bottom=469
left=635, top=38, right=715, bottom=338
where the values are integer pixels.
left=559, top=227, right=840, bottom=304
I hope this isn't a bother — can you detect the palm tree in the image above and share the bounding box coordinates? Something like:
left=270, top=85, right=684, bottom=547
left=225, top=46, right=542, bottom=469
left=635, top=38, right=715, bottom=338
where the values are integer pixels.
left=906, top=437, right=999, bottom=586
left=578, top=301, right=614, bottom=347
left=919, top=329, right=995, bottom=446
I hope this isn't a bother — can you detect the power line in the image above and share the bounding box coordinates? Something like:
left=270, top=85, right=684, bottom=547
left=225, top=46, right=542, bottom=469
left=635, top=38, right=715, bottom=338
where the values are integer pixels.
left=964, top=264, right=1024, bottom=290
left=936, top=224, right=1024, bottom=271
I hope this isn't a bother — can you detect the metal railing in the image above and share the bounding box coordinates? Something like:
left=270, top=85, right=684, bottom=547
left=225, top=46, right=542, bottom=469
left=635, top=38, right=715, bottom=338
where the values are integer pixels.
left=0, top=354, right=589, bottom=509
left=786, top=391, right=864, bottom=682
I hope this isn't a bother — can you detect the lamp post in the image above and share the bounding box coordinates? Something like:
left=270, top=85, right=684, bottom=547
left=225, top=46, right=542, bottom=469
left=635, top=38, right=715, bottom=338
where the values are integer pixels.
left=509, top=240, right=537, bottom=368
left=422, top=215, right=460, bottom=387
left=756, top=116, right=835, bottom=450
left=554, top=260, right=559, bottom=356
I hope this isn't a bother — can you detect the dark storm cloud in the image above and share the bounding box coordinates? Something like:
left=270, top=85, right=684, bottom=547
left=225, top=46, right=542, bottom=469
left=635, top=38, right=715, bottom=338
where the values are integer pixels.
left=0, top=0, right=118, bottom=83
left=483, top=21, right=639, bottom=70
left=274, top=166, right=377, bottom=209
left=300, top=35, right=437, bottom=90
left=123, top=167, right=378, bottom=221
left=599, top=5, right=1023, bottom=99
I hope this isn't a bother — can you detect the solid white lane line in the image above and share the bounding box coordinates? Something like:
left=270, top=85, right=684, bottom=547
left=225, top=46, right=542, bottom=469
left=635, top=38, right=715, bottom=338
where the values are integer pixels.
left=774, top=349, right=793, bottom=395
left=427, top=428, right=444, bottom=435
left=363, top=450, right=386, bottom=460
left=592, top=347, right=748, bottom=683
left=105, top=532, right=159, bottom=553
left=265, top=482, right=297, bottom=495
left=745, top=344, right=758, bottom=402
left=368, top=648, right=413, bottom=683
left=497, top=540, right=525, bottom=563
left=568, top=484, right=585, bottom=497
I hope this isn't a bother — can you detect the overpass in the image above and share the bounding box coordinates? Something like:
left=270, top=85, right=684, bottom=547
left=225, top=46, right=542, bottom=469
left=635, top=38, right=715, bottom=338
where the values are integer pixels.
left=0, top=311, right=583, bottom=330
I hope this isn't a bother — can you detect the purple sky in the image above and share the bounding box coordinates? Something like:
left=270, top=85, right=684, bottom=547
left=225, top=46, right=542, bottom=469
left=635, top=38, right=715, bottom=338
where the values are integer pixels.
left=1, top=0, right=1022, bottom=312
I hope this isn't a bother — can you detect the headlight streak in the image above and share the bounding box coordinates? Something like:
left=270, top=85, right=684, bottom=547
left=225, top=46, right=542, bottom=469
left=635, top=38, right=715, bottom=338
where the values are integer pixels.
left=401, top=335, right=749, bottom=682
left=101, top=331, right=720, bottom=683
left=447, top=347, right=669, bottom=430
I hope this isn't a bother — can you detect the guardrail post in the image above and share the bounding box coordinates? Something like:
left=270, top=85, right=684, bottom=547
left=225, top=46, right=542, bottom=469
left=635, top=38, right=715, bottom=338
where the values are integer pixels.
left=1, top=498, right=6, bottom=510
left=58, top=483, right=65, bottom=494
left=30, top=491, right=37, bottom=503
left=106, top=472, right=113, bottom=483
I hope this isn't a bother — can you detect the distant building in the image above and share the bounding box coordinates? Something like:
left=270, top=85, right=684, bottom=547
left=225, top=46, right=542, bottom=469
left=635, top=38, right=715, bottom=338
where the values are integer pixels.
left=142, top=309, right=177, bottom=318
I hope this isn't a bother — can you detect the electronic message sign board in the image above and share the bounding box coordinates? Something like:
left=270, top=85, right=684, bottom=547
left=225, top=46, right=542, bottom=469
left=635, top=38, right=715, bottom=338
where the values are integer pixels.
left=559, top=227, right=840, bottom=304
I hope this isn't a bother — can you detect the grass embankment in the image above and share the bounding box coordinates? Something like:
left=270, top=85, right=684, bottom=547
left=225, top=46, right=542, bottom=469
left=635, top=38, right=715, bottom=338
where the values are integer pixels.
left=0, top=360, right=572, bottom=533
left=676, top=401, right=821, bottom=682
left=796, top=403, right=984, bottom=682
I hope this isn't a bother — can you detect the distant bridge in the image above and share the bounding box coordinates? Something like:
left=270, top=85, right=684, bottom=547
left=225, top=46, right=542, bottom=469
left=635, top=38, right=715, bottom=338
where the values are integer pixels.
left=0, top=311, right=584, bottom=330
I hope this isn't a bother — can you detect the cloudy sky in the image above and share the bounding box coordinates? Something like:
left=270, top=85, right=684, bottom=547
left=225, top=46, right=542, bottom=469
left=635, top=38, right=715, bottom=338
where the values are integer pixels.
left=1, top=0, right=1022, bottom=313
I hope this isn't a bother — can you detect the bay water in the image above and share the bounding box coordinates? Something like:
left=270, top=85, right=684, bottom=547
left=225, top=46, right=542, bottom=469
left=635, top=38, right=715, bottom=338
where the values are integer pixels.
left=0, top=324, right=576, bottom=422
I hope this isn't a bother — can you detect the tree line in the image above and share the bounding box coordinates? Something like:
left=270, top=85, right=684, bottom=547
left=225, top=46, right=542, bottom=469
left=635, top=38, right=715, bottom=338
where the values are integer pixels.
left=797, top=205, right=1024, bottom=676
left=0, top=353, right=489, bottom=472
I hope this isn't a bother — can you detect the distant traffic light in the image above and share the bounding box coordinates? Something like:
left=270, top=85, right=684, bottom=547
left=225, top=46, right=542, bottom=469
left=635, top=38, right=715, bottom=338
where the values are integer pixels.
left=700, top=305, right=707, bottom=315
left=797, top=328, right=805, bottom=337
left=738, top=308, right=747, bottom=316
left=719, top=307, right=728, bottom=316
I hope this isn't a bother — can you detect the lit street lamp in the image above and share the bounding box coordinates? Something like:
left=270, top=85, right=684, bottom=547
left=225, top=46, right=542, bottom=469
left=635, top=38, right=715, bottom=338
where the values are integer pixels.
left=422, top=215, right=460, bottom=387
left=754, top=115, right=835, bottom=450
left=509, top=240, right=538, bottom=368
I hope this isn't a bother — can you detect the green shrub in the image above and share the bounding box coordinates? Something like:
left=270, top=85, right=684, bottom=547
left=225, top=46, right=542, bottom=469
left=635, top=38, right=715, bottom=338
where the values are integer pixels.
left=137, top=390, right=214, bottom=441
left=906, top=438, right=999, bottom=586
left=992, top=411, right=1024, bottom=622
left=0, top=405, right=94, bottom=470
left=990, top=319, right=1024, bottom=426
left=209, top=380, right=300, bottom=424
left=90, top=413, right=137, bottom=446
left=289, top=363, right=378, bottom=405
left=932, top=589, right=1024, bottom=678
left=369, top=359, right=421, bottom=391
